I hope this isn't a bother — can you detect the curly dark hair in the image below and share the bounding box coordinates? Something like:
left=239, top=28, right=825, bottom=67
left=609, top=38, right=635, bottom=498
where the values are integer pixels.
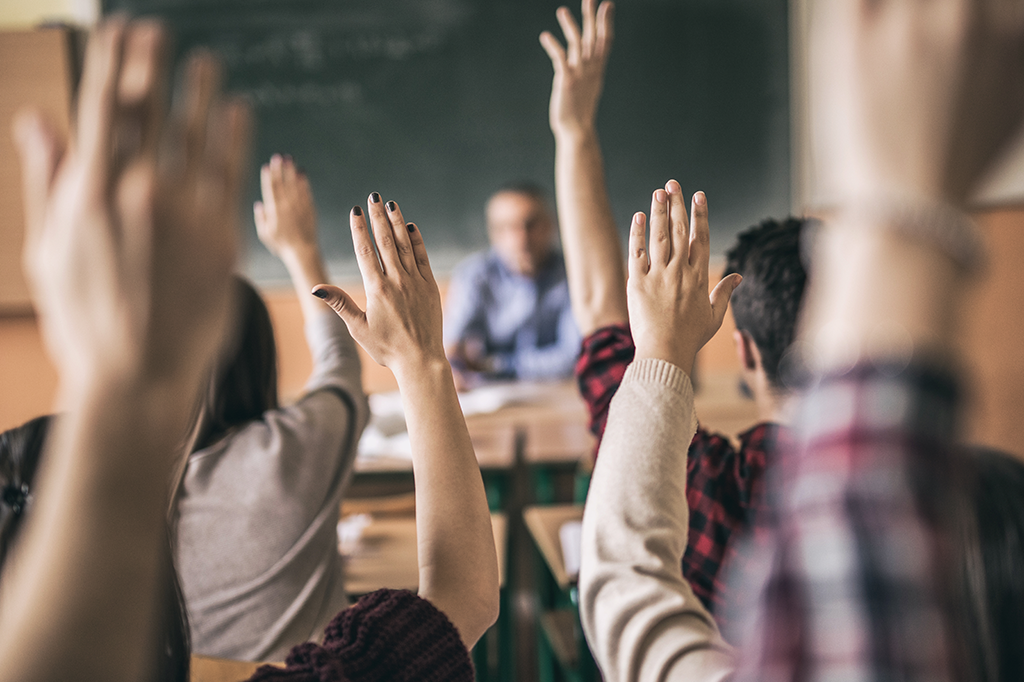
left=723, top=217, right=815, bottom=389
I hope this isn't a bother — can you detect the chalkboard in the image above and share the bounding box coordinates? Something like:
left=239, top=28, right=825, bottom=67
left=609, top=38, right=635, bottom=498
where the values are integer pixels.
left=102, top=0, right=790, bottom=283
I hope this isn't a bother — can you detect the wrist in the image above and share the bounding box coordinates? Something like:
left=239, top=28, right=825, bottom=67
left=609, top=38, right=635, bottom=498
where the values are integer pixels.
left=553, top=123, right=598, bottom=146
left=279, top=242, right=323, bottom=268
left=633, top=344, right=696, bottom=379
left=391, top=354, right=454, bottom=391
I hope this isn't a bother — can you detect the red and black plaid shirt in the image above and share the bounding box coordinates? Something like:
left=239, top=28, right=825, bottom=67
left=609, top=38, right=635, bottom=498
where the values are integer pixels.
left=576, top=324, right=785, bottom=626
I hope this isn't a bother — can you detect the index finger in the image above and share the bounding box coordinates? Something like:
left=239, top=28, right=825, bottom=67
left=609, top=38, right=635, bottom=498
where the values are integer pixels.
left=117, top=21, right=167, bottom=161
left=77, top=19, right=127, bottom=192
left=556, top=6, right=582, bottom=63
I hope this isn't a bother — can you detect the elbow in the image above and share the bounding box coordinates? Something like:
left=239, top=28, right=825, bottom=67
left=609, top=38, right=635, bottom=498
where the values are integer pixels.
left=457, top=574, right=501, bottom=648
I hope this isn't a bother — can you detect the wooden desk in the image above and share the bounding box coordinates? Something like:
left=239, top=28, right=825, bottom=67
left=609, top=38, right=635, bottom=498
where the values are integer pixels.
left=190, top=655, right=266, bottom=682
left=344, top=513, right=507, bottom=595
left=522, top=504, right=584, bottom=590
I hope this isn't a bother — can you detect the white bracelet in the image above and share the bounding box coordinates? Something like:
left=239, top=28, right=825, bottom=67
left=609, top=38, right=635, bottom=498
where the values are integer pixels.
left=831, top=198, right=988, bottom=274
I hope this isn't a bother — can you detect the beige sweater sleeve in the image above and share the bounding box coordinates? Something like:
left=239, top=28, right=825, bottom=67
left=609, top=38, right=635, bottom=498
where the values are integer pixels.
left=579, top=358, right=736, bottom=682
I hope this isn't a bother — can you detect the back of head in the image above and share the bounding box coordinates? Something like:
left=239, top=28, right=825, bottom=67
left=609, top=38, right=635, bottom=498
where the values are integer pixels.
left=959, top=446, right=1024, bottom=682
left=0, top=415, right=51, bottom=569
left=194, top=276, right=279, bottom=452
left=723, top=218, right=813, bottom=390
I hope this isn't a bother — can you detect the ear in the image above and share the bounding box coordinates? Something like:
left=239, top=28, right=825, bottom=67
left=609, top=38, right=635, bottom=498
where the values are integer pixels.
left=732, top=329, right=759, bottom=371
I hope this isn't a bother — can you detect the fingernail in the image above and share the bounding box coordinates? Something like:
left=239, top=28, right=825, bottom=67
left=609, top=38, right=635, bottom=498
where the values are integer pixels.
left=352, top=205, right=362, bottom=216
left=654, top=190, right=667, bottom=203
left=666, top=179, right=680, bottom=193
left=386, top=200, right=396, bottom=212
left=370, top=192, right=381, bottom=203
left=407, top=222, right=416, bottom=232
left=312, top=289, right=328, bottom=299
left=694, top=191, right=706, bottom=206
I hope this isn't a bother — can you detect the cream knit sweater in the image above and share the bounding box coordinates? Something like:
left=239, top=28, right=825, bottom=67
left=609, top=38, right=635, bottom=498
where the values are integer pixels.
left=579, top=358, right=736, bottom=682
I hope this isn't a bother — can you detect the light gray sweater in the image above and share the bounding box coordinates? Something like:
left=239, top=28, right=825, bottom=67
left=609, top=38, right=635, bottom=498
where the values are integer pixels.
left=176, top=311, right=369, bottom=662
left=579, top=358, right=736, bottom=682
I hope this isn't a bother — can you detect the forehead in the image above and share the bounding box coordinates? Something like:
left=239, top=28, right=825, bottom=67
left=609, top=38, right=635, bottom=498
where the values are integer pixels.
left=486, top=191, right=549, bottom=223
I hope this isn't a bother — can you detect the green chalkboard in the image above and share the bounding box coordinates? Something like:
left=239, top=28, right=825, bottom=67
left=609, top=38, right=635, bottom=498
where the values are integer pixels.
left=102, top=0, right=790, bottom=282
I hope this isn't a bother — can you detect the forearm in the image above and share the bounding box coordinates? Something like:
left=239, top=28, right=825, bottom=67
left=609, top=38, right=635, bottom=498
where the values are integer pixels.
left=280, top=244, right=331, bottom=324
left=0, top=376, right=196, bottom=682
left=580, top=359, right=733, bottom=682
left=554, top=128, right=628, bottom=335
left=394, top=359, right=499, bottom=648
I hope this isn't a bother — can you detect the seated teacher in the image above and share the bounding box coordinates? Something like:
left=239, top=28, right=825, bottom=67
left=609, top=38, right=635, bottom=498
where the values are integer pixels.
left=443, top=182, right=580, bottom=386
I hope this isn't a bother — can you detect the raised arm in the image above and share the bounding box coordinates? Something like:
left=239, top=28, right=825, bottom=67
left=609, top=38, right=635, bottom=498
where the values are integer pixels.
left=734, top=2, right=1024, bottom=679
left=312, top=196, right=499, bottom=649
left=579, top=183, right=741, bottom=682
left=0, top=20, right=248, bottom=682
left=541, top=0, right=628, bottom=335
left=253, top=154, right=330, bottom=325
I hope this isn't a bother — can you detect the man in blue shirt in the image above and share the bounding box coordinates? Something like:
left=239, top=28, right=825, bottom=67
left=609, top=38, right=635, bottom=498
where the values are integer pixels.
left=444, top=182, right=580, bottom=386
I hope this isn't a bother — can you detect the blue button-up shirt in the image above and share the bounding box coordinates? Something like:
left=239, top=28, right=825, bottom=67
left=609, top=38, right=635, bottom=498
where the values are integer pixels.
left=443, top=249, right=580, bottom=381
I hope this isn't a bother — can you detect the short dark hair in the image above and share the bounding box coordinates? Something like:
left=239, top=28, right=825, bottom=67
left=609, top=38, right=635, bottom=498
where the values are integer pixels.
left=193, top=276, right=279, bottom=452
left=958, top=446, right=1024, bottom=682
left=723, top=217, right=814, bottom=390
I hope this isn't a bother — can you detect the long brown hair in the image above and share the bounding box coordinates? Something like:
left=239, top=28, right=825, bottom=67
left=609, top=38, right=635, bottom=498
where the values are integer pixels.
left=192, top=276, right=280, bottom=453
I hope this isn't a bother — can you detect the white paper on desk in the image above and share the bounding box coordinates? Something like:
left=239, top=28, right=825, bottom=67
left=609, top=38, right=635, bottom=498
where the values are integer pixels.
left=357, top=392, right=412, bottom=461
left=457, top=382, right=557, bottom=416
left=559, top=520, right=583, bottom=579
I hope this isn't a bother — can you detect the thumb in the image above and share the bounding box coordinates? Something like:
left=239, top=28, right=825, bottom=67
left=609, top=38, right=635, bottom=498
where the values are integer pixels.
left=12, top=109, right=64, bottom=241
left=709, top=273, right=743, bottom=330
left=311, top=284, right=367, bottom=336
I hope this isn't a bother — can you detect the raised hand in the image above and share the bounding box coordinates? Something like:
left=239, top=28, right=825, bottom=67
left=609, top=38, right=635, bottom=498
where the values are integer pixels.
left=627, top=181, right=741, bottom=376
left=15, top=20, right=249, bottom=393
left=311, top=195, right=444, bottom=380
left=540, top=0, right=614, bottom=138
left=816, top=0, right=1024, bottom=205
left=254, top=154, right=318, bottom=258
left=310, top=195, right=499, bottom=648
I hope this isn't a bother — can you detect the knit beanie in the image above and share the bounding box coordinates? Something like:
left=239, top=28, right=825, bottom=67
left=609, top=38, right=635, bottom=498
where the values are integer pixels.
left=246, top=589, right=474, bottom=682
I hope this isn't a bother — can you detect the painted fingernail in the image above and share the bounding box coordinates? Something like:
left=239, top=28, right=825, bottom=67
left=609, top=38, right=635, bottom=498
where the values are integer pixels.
left=312, top=289, right=328, bottom=299
left=352, top=205, right=362, bottom=216
left=407, top=222, right=416, bottom=232
left=370, top=192, right=381, bottom=203
left=386, top=200, right=396, bottom=212
left=694, top=191, right=706, bottom=205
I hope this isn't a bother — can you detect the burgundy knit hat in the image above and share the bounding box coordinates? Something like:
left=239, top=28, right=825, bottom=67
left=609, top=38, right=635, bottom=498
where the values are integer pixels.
left=246, top=589, right=473, bottom=682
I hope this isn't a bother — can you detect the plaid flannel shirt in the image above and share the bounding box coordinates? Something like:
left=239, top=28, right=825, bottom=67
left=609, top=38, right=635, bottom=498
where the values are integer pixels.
left=734, top=362, right=963, bottom=682
left=575, top=324, right=783, bottom=626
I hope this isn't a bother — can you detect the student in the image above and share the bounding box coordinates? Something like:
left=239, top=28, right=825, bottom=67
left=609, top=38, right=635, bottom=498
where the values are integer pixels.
left=175, top=154, right=369, bottom=662
left=444, top=182, right=580, bottom=385
left=540, top=0, right=806, bottom=623
left=0, top=414, right=192, bottom=682
left=575, top=0, right=1024, bottom=679
left=0, top=19, right=497, bottom=682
